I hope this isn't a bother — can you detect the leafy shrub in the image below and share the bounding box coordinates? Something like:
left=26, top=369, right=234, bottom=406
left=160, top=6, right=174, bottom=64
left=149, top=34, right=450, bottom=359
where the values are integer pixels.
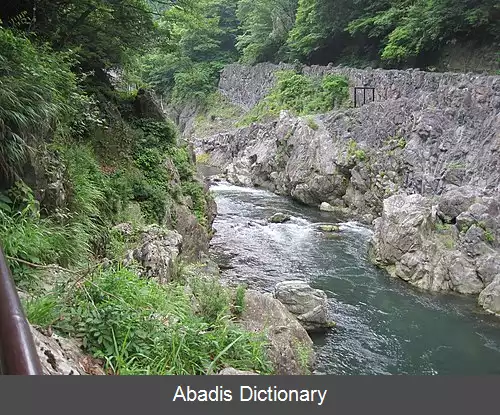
left=241, top=71, right=349, bottom=124
left=172, top=62, right=223, bottom=104
left=181, top=181, right=208, bottom=227
left=24, top=295, right=62, bottom=328
left=132, top=119, right=177, bottom=153
left=233, top=285, right=246, bottom=316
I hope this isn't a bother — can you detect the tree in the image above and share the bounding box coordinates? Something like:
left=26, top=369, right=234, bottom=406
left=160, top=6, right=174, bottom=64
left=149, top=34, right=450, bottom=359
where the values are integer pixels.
left=236, top=0, right=298, bottom=64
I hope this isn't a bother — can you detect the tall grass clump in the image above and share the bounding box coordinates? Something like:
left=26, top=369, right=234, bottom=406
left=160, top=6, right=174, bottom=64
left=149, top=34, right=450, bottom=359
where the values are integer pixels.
left=0, top=26, right=81, bottom=180
left=0, top=179, right=95, bottom=285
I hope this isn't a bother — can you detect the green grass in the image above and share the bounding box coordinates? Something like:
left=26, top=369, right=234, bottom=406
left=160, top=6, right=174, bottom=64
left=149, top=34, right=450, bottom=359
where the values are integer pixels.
left=46, top=266, right=273, bottom=375
left=0, top=184, right=91, bottom=289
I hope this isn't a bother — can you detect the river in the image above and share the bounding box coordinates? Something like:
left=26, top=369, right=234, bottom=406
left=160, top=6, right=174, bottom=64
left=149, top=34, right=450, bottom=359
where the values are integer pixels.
left=209, top=181, right=500, bottom=375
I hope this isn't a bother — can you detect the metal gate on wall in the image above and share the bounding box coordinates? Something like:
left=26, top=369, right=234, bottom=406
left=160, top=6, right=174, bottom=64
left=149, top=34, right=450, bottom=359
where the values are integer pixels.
left=353, top=87, right=376, bottom=107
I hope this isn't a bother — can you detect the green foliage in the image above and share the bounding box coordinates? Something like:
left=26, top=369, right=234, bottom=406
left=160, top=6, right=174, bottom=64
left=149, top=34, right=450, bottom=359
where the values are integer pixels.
left=347, top=139, right=367, bottom=162
left=233, top=285, right=246, bottom=316
left=347, top=0, right=500, bottom=65
left=2, top=0, right=161, bottom=86
left=288, top=0, right=359, bottom=61
left=484, top=230, right=495, bottom=243
left=193, top=92, right=245, bottom=136
left=236, top=0, right=298, bottom=64
left=305, top=116, right=319, bottom=130
left=57, top=266, right=272, bottom=375
left=181, top=180, right=208, bottom=227
left=0, top=183, right=90, bottom=287
left=435, top=222, right=452, bottom=232
left=172, top=62, right=223, bottom=103
left=447, top=161, right=466, bottom=170
left=118, top=119, right=178, bottom=223
left=140, top=0, right=240, bottom=104
left=294, top=340, right=312, bottom=375
left=478, top=221, right=496, bottom=243
left=241, top=71, right=349, bottom=124
left=25, top=294, right=62, bottom=328
left=0, top=26, right=82, bottom=179
left=189, top=276, right=231, bottom=323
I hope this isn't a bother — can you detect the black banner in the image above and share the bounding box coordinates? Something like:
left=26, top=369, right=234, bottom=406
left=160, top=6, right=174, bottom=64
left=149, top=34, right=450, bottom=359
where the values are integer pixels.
left=1, top=376, right=498, bottom=414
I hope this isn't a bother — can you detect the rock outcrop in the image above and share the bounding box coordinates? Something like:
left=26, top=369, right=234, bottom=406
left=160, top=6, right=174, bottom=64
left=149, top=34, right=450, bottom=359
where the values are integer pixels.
left=238, top=290, right=314, bottom=375
left=274, top=281, right=333, bottom=332
left=371, top=190, right=500, bottom=313
left=32, top=327, right=104, bottom=375
left=125, top=225, right=183, bottom=283
left=217, top=367, right=258, bottom=375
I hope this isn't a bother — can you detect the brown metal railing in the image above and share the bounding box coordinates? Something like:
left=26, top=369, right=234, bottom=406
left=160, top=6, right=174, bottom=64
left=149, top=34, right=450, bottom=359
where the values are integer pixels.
left=0, top=246, right=43, bottom=375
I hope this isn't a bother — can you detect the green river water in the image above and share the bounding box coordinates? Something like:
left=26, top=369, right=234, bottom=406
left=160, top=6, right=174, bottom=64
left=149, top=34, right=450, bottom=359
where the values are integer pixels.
left=210, top=182, right=500, bottom=375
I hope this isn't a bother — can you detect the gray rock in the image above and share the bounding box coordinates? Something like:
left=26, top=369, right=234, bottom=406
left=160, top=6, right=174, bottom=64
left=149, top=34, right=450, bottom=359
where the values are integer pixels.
left=268, top=212, right=291, bottom=223
left=32, top=327, right=104, bottom=375
left=319, top=202, right=336, bottom=212
left=112, top=223, right=134, bottom=237
left=125, top=225, right=182, bottom=283
left=274, top=281, right=333, bottom=332
left=372, top=193, right=484, bottom=294
left=479, top=277, right=500, bottom=315
left=238, top=290, right=314, bottom=375
left=476, top=253, right=500, bottom=286
left=218, top=367, right=258, bottom=375
left=438, top=186, right=482, bottom=223
left=196, top=63, right=500, bottom=220
left=173, top=204, right=210, bottom=261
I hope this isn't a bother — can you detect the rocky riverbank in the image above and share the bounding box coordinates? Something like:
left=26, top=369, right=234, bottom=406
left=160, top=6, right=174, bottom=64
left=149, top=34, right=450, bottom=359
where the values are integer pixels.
left=193, top=63, right=500, bottom=316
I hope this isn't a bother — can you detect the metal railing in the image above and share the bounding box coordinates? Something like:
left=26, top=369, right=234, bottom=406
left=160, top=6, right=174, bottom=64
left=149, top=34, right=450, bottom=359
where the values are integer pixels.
left=354, top=87, right=376, bottom=107
left=0, top=246, right=43, bottom=375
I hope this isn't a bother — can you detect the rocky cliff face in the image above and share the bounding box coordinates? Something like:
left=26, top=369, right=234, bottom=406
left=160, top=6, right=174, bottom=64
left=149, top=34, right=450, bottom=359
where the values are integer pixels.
left=204, top=64, right=500, bottom=217
left=194, top=63, right=500, bottom=314
left=370, top=190, right=500, bottom=313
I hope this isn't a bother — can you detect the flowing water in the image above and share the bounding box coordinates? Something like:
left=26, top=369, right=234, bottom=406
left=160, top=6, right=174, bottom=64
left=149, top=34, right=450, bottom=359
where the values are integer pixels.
left=209, top=181, right=500, bottom=375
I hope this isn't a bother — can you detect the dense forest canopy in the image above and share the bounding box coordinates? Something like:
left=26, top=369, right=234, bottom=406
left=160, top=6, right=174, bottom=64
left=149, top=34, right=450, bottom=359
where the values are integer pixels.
left=1, top=0, right=498, bottom=105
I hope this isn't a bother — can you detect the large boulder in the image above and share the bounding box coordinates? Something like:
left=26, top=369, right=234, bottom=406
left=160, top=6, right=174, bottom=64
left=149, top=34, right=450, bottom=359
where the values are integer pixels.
left=478, top=276, right=500, bottom=315
left=238, top=290, right=314, bottom=375
left=173, top=204, right=210, bottom=261
left=372, top=193, right=484, bottom=294
left=32, top=327, right=104, bottom=375
left=274, top=281, right=333, bottom=332
left=372, top=194, right=436, bottom=266
left=125, top=225, right=182, bottom=283
left=438, top=186, right=482, bottom=223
